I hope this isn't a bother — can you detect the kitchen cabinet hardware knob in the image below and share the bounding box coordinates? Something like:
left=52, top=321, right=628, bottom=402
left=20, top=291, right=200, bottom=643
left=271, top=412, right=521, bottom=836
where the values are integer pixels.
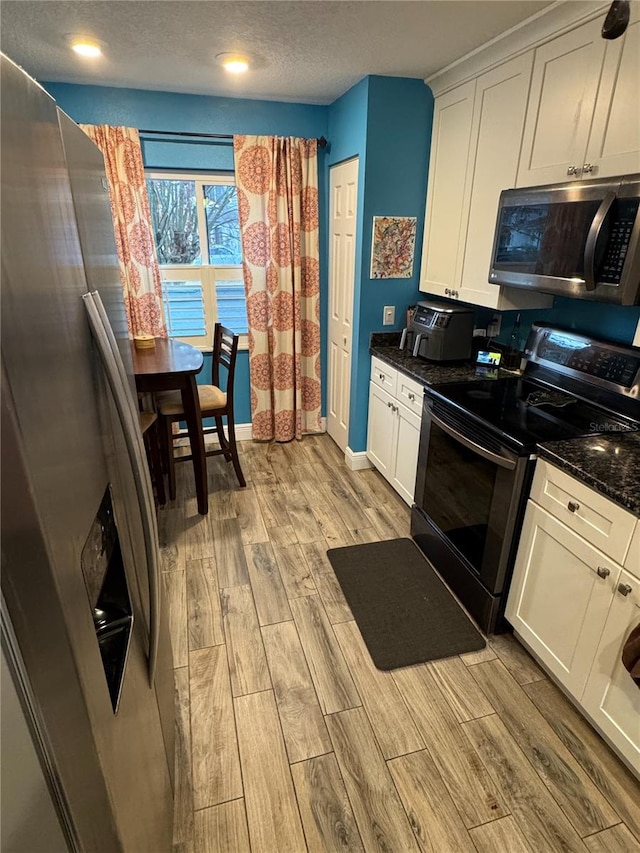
left=567, top=165, right=580, bottom=176
left=596, top=566, right=610, bottom=579
left=582, top=163, right=594, bottom=174
left=618, top=583, right=633, bottom=597
left=567, top=501, right=580, bottom=512
left=387, top=401, right=392, bottom=408
left=408, top=393, right=415, bottom=401
left=379, top=373, right=384, bottom=380
left=445, top=288, right=450, bottom=295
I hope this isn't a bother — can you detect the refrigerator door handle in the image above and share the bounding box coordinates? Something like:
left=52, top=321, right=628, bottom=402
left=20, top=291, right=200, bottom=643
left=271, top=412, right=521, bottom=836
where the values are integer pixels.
left=82, top=291, right=161, bottom=687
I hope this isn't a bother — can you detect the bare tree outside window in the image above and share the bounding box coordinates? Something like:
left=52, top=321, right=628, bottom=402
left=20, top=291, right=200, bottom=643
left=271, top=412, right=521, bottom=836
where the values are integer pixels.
left=204, top=184, right=242, bottom=265
left=147, top=179, right=201, bottom=264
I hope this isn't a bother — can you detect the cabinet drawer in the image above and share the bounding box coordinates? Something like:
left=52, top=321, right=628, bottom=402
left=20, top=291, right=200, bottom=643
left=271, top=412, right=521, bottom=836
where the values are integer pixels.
left=531, top=460, right=637, bottom=564
left=396, top=373, right=424, bottom=417
left=371, top=356, right=397, bottom=396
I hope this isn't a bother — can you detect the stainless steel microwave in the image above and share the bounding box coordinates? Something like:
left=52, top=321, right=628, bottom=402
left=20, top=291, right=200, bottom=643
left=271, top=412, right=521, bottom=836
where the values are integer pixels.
left=488, top=174, right=640, bottom=305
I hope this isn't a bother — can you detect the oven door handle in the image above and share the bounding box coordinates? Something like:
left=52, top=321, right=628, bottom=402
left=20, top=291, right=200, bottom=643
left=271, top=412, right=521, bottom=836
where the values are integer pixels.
left=428, top=409, right=517, bottom=470
left=584, top=190, right=616, bottom=292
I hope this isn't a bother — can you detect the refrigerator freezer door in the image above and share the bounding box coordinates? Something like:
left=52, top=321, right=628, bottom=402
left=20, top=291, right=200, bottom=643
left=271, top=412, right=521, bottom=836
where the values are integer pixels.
left=1, top=55, right=173, bottom=851
left=59, top=111, right=175, bottom=783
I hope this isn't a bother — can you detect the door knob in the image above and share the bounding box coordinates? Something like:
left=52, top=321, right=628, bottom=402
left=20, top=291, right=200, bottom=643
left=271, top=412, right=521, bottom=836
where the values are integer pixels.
left=618, top=583, right=633, bottom=597
left=596, top=566, right=610, bottom=579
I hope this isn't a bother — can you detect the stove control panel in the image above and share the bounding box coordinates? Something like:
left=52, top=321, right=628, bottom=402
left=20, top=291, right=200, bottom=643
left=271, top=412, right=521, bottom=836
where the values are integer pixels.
left=526, top=324, right=640, bottom=392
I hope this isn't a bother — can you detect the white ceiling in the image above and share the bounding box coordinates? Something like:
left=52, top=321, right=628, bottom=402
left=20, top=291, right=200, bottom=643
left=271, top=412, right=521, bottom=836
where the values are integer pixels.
left=1, top=1, right=557, bottom=105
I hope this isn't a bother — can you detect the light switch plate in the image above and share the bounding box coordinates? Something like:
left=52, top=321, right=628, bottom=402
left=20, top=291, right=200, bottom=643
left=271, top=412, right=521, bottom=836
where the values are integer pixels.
left=383, top=305, right=395, bottom=325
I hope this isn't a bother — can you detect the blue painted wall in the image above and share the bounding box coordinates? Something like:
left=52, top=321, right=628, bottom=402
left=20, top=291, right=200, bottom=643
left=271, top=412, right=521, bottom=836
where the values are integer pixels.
left=327, top=76, right=433, bottom=451
left=494, top=299, right=640, bottom=348
left=47, top=82, right=328, bottom=425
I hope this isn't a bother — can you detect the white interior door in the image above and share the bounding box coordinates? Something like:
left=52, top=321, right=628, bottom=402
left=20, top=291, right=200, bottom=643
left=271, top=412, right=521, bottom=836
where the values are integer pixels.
left=327, top=157, right=358, bottom=452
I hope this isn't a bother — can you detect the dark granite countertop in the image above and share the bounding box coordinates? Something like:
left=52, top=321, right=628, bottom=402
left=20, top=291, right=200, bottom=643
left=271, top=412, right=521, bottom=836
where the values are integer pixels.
left=538, top=431, right=640, bottom=517
left=369, top=332, right=515, bottom=387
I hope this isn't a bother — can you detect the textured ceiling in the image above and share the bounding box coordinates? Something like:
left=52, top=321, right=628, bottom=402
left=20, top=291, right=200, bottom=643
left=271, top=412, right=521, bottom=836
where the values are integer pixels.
left=1, top=1, right=557, bottom=104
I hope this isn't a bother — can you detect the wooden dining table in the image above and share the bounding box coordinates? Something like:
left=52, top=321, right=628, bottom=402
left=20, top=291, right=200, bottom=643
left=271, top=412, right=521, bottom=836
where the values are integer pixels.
left=131, top=338, right=208, bottom=515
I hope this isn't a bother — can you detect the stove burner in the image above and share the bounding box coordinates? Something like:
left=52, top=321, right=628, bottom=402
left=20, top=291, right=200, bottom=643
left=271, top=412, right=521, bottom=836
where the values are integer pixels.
left=526, top=390, right=578, bottom=409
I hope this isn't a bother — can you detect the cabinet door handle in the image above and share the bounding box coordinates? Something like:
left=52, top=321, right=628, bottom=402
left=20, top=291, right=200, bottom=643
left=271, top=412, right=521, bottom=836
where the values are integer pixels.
left=387, top=401, right=393, bottom=408
left=408, top=392, right=415, bottom=401
left=379, top=373, right=385, bottom=381
left=582, top=163, right=594, bottom=174
left=618, top=583, right=633, bottom=597
left=567, top=501, right=580, bottom=513
left=596, top=566, right=610, bottom=579
left=567, top=165, right=580, bottom=176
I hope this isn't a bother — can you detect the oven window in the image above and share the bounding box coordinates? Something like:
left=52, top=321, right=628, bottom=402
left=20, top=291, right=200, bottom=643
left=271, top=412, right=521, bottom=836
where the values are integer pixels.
left=494, top=199, right=601, bottom=278
left=421, top=423, right=498, bottom=572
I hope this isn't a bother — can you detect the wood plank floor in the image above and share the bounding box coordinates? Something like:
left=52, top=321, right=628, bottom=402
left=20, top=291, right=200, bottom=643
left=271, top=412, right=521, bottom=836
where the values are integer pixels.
left=162, top=435, right=640, bottom=853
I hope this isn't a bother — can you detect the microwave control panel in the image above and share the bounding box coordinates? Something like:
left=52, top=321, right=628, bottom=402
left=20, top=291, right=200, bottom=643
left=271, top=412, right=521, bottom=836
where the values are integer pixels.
left=599, top=199, right=640, bottom=284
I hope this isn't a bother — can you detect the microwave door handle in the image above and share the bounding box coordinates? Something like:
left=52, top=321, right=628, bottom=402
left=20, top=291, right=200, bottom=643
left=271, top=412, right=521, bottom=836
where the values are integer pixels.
left=584, top=191, right=616, bottom=291
left=428, top=409, right=516, bottom=470
left=82, top=292, right=161, bottom=688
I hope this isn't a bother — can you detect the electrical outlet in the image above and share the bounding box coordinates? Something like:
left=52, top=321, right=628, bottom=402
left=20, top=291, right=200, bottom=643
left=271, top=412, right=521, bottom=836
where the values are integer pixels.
left=383, top=305, right=395, bottom=326
left=487, top=314, right=502, bottom=337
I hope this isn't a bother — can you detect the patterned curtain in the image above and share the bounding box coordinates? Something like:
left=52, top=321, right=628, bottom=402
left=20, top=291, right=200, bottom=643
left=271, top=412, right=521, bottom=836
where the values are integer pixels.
left=81, top=124, right=167, bottom=338
left=233, top=135, right=321, bottom=442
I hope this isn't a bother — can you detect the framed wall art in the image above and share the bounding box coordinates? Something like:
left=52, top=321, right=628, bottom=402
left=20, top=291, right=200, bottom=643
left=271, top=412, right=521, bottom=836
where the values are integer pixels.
left=370, top=215, right=417, bottom=279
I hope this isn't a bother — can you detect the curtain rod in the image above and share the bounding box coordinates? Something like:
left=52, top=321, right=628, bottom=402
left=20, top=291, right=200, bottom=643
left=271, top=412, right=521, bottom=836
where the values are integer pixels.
left=139, top=129, right=328, bottom=148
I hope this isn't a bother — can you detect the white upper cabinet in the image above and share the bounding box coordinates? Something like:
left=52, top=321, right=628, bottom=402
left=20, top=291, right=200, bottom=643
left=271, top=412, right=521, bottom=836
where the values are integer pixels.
left=420, top=56, right=552, bottom=309
left=420, top=81, right=476, bottom=295
left=518, top=7, right=640, bottom=187
left=460, top=53, right=538, bottom=308
left=585, top=4, right=640, bottom=179
left=518, top=18, right=605, bottom=187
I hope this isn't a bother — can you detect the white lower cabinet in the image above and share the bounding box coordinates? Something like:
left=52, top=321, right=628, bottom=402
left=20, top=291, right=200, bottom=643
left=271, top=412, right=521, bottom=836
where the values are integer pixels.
left=582, top=568, right=640, bottom=771
left=506, top=503, right=621, bottom=698
left=367, top=358, right=422, bottom=505
left=389, top=400, right=421, bottom=505
left=507, top=461, right=640, bottom=774
left=366, top=381, right=396, bottom=480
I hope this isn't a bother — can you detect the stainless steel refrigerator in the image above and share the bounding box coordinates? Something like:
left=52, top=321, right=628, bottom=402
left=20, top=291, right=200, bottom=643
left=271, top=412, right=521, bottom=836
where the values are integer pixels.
left=1, top=55, right=174, bottom=852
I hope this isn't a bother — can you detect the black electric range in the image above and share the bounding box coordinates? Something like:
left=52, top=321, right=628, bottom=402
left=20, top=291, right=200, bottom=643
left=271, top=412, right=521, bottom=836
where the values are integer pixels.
left=411, top=323, right=640, bottom=633
left=429, top=374, right=635, bottom=452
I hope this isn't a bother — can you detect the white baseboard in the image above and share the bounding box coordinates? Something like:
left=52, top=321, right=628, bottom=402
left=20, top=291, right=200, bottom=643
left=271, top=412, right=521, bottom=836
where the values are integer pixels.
left=345, top=447, right=373, bottom=471
left=234, top=423, right=253, bottom=441
left=178, top=417, right=326, bottom=444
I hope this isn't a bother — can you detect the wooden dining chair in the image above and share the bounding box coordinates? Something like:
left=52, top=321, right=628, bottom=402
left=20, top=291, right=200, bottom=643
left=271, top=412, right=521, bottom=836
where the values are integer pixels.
left=138, top=410, right=166, bottom=507
left=156, top=323, right=246, bottom=499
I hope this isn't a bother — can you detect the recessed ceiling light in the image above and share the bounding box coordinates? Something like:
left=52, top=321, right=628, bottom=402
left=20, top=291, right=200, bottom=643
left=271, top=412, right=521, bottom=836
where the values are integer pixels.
left=69, top=36, right=103, bottom=58
left=216, top=53, right=250, bottom=74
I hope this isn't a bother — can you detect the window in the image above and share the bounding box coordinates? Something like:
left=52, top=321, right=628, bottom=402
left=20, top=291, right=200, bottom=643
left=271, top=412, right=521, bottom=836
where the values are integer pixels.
left=146, top=173, right=247, bottom=348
